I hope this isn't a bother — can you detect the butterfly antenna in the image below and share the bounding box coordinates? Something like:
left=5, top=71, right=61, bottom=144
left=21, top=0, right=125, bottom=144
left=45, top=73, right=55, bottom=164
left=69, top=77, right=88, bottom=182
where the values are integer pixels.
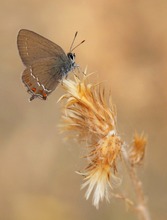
left=70, top=31, right=85, bottom=52
left=71, top=39, right=85, bottom=52
left=70, top=31, right=78, bottom=52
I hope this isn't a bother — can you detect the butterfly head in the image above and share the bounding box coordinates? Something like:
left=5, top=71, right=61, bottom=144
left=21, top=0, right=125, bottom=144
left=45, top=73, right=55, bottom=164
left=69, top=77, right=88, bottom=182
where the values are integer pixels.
left=67, top=52, right=76, bottom=66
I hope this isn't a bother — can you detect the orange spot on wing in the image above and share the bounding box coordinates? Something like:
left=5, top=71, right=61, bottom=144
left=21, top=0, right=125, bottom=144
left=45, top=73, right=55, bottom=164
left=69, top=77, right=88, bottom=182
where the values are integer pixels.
left=32, top=87, right=36, bottom=92
left=42, top=92, right=47, bottom=100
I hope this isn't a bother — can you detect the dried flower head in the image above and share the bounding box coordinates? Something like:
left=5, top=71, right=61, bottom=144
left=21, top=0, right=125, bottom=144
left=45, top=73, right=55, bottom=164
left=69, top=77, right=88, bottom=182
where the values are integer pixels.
left=129, top=132, right=147, bottom=165
left=59, top=73, right=123, bottom=208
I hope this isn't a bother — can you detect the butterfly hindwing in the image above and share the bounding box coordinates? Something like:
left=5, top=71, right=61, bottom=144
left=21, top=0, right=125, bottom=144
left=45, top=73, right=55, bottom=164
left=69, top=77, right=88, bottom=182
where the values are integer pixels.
left=22, top=57, right=63, bottom=100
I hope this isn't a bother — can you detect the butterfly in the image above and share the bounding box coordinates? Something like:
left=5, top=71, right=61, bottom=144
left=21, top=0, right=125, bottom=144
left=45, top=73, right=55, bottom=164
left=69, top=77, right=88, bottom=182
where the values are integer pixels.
left=17, top=29, right=84, bottom=101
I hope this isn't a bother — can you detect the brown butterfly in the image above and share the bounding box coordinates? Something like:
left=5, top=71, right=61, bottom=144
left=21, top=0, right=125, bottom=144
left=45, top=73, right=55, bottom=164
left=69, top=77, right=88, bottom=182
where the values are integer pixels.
left=17, top=29, right=84, bottom=101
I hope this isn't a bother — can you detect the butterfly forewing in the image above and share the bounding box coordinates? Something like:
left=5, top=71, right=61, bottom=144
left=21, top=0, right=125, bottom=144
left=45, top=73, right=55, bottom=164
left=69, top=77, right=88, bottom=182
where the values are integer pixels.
left=17, top=29, right=66, bottom=66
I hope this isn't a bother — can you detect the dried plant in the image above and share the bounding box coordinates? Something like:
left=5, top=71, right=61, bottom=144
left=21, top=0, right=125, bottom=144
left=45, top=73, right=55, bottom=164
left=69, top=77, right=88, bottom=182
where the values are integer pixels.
left=129, top=132, right=147, bottom=166
left=58, top=72, right=150, bottom=220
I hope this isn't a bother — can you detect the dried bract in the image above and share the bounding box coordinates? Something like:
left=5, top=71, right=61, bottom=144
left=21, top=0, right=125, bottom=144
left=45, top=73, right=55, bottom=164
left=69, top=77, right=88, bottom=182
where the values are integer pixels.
left=129, top=132, right=147, bottom=166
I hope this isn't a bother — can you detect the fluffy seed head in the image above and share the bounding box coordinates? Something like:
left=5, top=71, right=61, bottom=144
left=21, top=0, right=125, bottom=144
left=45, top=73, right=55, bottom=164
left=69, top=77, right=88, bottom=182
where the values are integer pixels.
left=59, top=73, right=123, bottom=208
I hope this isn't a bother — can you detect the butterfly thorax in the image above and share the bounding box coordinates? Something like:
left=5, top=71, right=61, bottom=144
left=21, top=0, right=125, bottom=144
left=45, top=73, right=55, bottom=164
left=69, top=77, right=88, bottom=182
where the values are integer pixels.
left=57, top=52, right=76, bottom=77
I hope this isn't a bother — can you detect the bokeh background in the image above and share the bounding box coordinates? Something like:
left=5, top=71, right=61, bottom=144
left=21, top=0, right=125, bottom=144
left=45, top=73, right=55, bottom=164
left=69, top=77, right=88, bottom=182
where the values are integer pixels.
left=1, top=0, right=167, bottom=219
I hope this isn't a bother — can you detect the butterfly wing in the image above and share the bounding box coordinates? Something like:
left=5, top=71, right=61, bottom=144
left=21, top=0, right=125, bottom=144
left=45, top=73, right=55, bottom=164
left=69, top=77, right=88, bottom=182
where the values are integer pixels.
left=17, top=29, right=66, bottom=66
left=22, top=57, right=65, bottom=101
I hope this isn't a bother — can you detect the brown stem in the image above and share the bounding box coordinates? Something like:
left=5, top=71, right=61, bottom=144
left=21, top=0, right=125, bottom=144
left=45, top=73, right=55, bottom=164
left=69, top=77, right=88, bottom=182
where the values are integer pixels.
left=122, top=148, right=151, bottom=220
left=129, top=166, right=151, bottom=220
left=111, top=192, right=134, bottom=208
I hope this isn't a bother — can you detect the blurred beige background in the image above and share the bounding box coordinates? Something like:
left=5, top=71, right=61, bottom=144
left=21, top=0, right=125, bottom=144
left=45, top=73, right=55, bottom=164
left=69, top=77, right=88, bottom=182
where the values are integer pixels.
left=0, top=0, right=167, bottom=219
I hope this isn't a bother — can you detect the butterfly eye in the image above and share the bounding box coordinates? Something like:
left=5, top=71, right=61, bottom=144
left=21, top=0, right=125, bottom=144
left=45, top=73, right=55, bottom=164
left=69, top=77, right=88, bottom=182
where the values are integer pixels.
left=68, top=52, right=75, bottom=61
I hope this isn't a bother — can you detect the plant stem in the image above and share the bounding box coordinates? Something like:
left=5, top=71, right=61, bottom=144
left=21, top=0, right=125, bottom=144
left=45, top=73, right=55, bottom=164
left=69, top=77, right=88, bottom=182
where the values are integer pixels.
left=129, top=165, right=151, bottom=220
